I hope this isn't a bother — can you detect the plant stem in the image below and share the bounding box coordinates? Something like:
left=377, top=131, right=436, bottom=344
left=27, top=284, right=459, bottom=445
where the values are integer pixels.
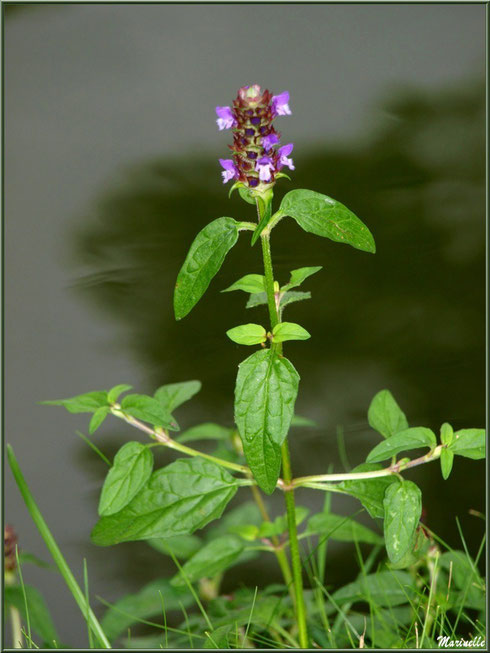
left=281, top=441, right=309, bottom=649
left=293, top=445, right=443, bottom=487
left=258, top=201, right=309, bottom=648
left=111, top=408, right=250, bottom=475
left=7, top=445, right=111, bottom=649
left=249, top=484, right=295, bottom=602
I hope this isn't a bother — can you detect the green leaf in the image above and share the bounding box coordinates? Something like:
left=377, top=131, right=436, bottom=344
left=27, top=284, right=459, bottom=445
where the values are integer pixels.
left=89, top=406, right=110, bottom=434
left=332, top=570, right=416, bottom=607
left=171, top=535, right=244, bottom=587
left=147, top=534, right=202, bottom=560
left=5, top=584, right=59, bottom=645
left=272, top=321, right=311, bottom=343
left=174, top=217, right=240, bottom=320
left=383, top=481, right=422, bottom=564
left=449, top=428, right=485, bottom=459
left=368, top=389, right=409, bottom=439
left=204, top=501, right=262, bottom=542
left=226, top=323, right=267, bottom=346
left=121, top=393, right=178, bottom=430
left=91, top=458, right=240, bottom=545
left=107, top=384, right=133, bottom=404
left=279, top=290, right=311, bottom=309
left=101, top=578, right=193, bottom=641
left=366, top=427, right=437, bottom=463
left=306, top=512, right=383, bottom=544
left=238, top=186, right=256, bottom=205
left=235, top=349, right=300, bottom=494
left=204, top=625, right=234, bottom=649
left=282, top=266, right=322, bottom=291
left=280, top=189, right=376, bottom=253
left=40, top=390, right=108, bottom=414
left=339, top=463, right=400, bottom=519
left=228, top=524, right=260, bottom=541
left=440, top=422, right=454, bottom=446
left=176, top=422, right=232, bottom=443
left=440, top=447, right=454, bottom=480
left=251, top=197, right=272, bottom=246
left=154, top=380, right=201, bottom=413
left=291, top=414, right=317, bottom=427
left=246, top=291, right=268, bottom=309
left=222, top=274, right=266, bottom=294
left=98, top=442, right=154, bottom=516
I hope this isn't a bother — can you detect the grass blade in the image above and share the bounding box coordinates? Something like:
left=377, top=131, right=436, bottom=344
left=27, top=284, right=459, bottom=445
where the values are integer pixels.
left=7, top=445, right=111, bottom=649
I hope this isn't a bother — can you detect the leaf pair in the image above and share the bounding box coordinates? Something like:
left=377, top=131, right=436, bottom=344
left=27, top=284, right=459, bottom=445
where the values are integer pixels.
left=226, top=322, right=310, bottom=346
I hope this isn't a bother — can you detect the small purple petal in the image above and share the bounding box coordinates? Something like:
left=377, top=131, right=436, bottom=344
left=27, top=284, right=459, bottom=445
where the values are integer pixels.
left=278, top=143, right=294, bottom=157
left=219, top=158, right=238, bottom=183
left=255, top=155, right=275, bottom=182
left=272, top=91, right=292, bottom=117
left=250, top=116, right=261, bottom=125
left=262, top=133, right=280, bottom=151
left=215, top=106, right=235, bottom=130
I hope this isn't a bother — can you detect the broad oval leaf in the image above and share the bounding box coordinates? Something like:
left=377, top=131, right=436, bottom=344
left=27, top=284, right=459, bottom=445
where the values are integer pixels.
left=339, top=463, right=400, bottom=519
left=154, top=380, right=201, bottom=413
left=332, top=570, right=416, bottom=607
left=171, top=534, right=244, bottom=587
left=174, top=217, right=240, bottom=320
left=280, top=189, right=375, bottom=253
left=222, top=274, right=266, bottom=294
left=282, top=266, right=322, bottom=291
left=280, top=290, right=311, bottom=309
left=383, top=481, right=422, bottom=564
left=101, top=578, right=193, bottom=641
left=368, top=389, right=409, bottom=439
left=440, top=422, right=454, bottom=445
left=234, top=349, right=300, bottom=494
left=98, top=442, right=154, bottom=516
left=121, top=394, right=179, bottom=430
left=366, top=427, right=436, bottom=463
left=449, top=428, right=485, bottom=459
left=306, top=512, right=383, bottom=545
left=91, top=458, right=240, bottom=546
left=226, top=323, right=267, bottom=346
left=272, top=321, right=311, bottom=343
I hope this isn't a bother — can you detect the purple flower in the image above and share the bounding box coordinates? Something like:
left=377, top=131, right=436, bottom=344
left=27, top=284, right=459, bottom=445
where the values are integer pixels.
left=219, top=158, right=238, bottom=183
left=262, top=132, right=280, bottom=151
left=255, top=155, right=275, bottom=182
left=277, top=143, right=295, bottom=170
left=272, top=91, right=292, bottom=117
left=215, top=106, right=235, bottom=130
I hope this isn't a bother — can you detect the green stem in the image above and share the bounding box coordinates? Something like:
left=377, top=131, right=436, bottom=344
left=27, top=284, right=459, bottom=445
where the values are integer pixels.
left=249, top=484, right=295, bottom=602
left=293, top=445, right=443, bottom=487
left=258, top=200, right=309, bottom=648
left=7, top=445, right=111, bottom=649
left=111, top=408, right=250, bottom=475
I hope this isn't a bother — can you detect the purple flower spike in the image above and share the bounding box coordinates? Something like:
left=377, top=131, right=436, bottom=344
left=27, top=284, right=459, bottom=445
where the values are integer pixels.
left=219, top=158, right=238, bottom=183
left=255, top=155, right=275, bottom=182
left=272, top=91, right=292, bottom=117
left=216, top=106, right=235, bottom=130
left=277, top=143, right=295, bottom=171
left=262, top=132, right=280, bottom=151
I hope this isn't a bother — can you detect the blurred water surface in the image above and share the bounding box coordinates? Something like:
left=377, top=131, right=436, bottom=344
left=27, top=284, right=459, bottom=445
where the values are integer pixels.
left=4, top=3, right=485, bottom=646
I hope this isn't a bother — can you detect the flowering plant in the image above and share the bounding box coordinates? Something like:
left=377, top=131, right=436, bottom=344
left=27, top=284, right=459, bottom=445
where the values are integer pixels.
left=6, top=85, right=485, bottom=650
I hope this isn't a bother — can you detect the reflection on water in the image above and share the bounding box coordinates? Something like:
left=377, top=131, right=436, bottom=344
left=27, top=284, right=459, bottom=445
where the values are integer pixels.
left=72, top=81, right=484, bottom=586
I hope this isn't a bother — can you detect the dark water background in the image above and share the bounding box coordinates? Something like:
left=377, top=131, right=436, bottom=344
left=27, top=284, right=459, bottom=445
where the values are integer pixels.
left=4, top=3, right=486, bottom=646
